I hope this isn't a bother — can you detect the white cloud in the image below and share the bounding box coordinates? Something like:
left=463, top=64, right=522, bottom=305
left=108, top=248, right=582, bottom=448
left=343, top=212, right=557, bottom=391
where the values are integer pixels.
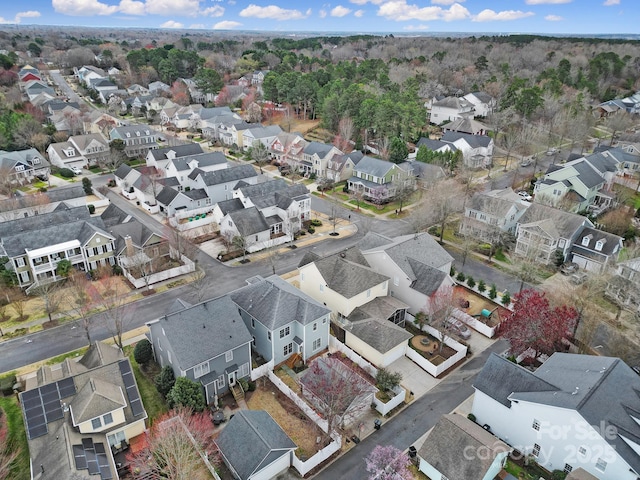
left=377, top=1, right=470, bottom=21
left=431, top=0, right=463, bottom=5
left=354, top=9, right=365, bottom=17
left=331, top=5, right=352, bottom=17
left=525, top=0, right=571, bottom=4
left=213, top=20, right=242, bottom=28
left=545, top=14, right=563, bottom=21
left=403, top=24, right=429, bottom=30
left=0, top=10, right=41, bottom=24
left=145, top=0, right=200, bottom=16
left=160, top=20, right=184, bottom=28
left=118, top=0, right=145, bottom=15
left=603, top=0, right=619, bottom=5
left=201, top=5, right=224, bottom=16
left=189, top=23, right=205, bottom=28
left=239, top=4, right=310, bottom=20
left=319, top=9, right=327, bottom=18
left=473, top=9, right=535, bottom=21
left=52, top=0, right=119, bottom=16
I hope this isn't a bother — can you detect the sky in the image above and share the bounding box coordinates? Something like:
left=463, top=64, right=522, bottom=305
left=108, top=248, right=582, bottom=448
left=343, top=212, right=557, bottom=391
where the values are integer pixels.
left=0, top=0, right=635, bottom=35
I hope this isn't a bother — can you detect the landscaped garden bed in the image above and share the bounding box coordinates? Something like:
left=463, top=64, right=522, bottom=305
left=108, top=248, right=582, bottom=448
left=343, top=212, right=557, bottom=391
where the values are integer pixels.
left=409, top=334, right=458, bottom=365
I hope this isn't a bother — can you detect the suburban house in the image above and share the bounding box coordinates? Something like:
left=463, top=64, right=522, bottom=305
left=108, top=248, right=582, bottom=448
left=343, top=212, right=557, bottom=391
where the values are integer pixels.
left=109, top=125, right=160, bottom=158
left=459, top=188, right=531, bottom=243
left=84, top=110, right=123, bottom=136
left=442, top=116, right=489, bottom=136
left=229, top=274, right=332, bottom=366
left=201, top=112, right=245, bottom=143
left=534, top=159, right=609, bottom=213
left=569, top=226, right=623, bottom=273
left=0, top=184, right=86, bottom=222
left=514, top=203, right=593, bottom=265
left=0, top=204, right=116, bottom=291
left=462, top=91, right=496, bottom=117
left=0, top=148, right=50, bottom=185
left=358, top=232, right=455, bottom=316
left=75, top=65, right=107, bottom=87
left=148, top=80, right=171, bottom=94
left=429, top=96, right=475, bottom=125
left=234, top=179, right=311, bottom=225
left=164, top=151, right=227, bottom=189
left=326, top=151, right=364, bottom=183
left=347, top=156, right=415, bottom=203
left=302, top=141, right=343, bottom=178
left=145, top=142, right=204, bottom=171
left=242, top=124, right=283, bottom=151
left=298, top=247, right=412, bottom=367
left=47, top=133, right=110, bottom=169
left=215, top=410, right=296, bottom=480
left=441, top=131, right=494, bottom=168
left=472, top=353, right=640, bottom=480
left=268, top=132, right=308, bottom=164
left=147, top=294, right=253, bottom=404
left=605, top=256, right=640, bottom=314
left=221, top=206, right=271, bottom=251
left=19, top=341, right=147, bottom=480
left=417, top=414, right=511, bottom=480
left=188, top=163, right=258, bottom=204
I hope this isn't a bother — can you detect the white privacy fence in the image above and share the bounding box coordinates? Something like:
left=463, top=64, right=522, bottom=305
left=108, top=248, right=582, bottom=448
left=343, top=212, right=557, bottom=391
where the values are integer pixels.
left=405, top=323, right=468, bottom=378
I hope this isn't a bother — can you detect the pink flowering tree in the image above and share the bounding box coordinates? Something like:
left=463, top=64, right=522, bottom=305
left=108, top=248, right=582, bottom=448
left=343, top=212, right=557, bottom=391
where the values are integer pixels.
left=365, top=445, right=412, bottom=480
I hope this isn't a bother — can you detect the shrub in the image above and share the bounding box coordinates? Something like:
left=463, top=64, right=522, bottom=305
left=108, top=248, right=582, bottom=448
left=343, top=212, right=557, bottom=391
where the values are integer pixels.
left=59, top=167, right=74, bottom=178
left=39, top=187, right=47, bottom=193
left=87, top=204, right=95, bottom=214
left=501, top=290, right=511, bottom=306
left=466, top=276, right=476, bottom=289
left=450, top=265, right=456, bottom=277
left=154, top=365, right=175, bottom=397
left=489, top=283, right=497, bottom=300
left=167, top=377, right=205, bottom=411
left=376, top=368, right=403, bottom=392
left=342, top=185, right=349, bottom=193
left=456, top=272, right=466, bottom=282
left=82, top=177, right=93, bottom=195
left=477, top=279, right=486, bottom=293
left=133, top=339, right=153, bottom=365
left=107, top=179, right=116, bottom=187
left=309, top=172, right=317, bottom=180
left=467, top=413, right=476, bottom=422
left=551, top=471, right=567, bottom=480
left=310, top=219, right=323, bottom=227
left=307, top=226, right=315, bottom=234
left=238, top=377, right=250, bottom=392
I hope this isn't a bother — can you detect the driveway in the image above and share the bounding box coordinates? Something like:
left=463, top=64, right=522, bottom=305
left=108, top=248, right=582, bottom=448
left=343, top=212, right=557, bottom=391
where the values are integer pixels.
left=387, top=356, right=440, bottom=398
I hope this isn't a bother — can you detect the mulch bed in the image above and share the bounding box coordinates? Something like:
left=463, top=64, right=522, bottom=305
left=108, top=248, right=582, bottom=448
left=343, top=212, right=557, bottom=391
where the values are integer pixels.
left=410, top=334, right=458, bottom=361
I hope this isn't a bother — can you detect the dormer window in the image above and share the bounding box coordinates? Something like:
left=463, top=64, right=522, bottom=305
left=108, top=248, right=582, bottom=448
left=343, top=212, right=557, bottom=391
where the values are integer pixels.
left=581, top=235, right=592, bottom=246
left=125, top=132, right=131, bottom=138
left=145, top=130, right=150, bottom=135
left=64, top=148, right=76, bottom=157
left=15, top=165, right=25, bottom=172
left=32, top=158, right=40, bottom=164
left=136, top=131, right=140, bottom=136
left=595, top=239, right=605, bottom=251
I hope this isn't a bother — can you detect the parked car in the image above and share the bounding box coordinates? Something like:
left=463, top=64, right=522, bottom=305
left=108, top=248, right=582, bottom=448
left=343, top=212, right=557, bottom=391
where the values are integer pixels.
left=70, top=166, right=83, bottom=175
left=560, top=262, right=579, bottom=275
left=520, top=158, right=532, bottom=167
left=517, top=191, right=533, bottom=201
left=546, top=147, right=558, bottom=156
left=35, top=173, right=48, bottom=181
left=446, top=317, right=472, bottom=340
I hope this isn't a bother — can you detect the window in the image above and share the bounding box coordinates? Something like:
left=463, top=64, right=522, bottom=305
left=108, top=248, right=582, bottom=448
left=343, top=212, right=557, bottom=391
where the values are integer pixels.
left=267, top=331, right=271, bottom=341
left=578, top=446, right=587, bottom=456
left=20, top=271, right=30, bottom=283
left=322, top=318, right=327, bottom=324
left=532, top=444, right=540, bottom=457
left=595, top=240, right=603, bottom=251
left=193, top=362, right=210, bottom=379
left=313, top=338, right=321, bottom=351
left=532, top=419, right=540, bottom=431
left=103, top=413, right=113, bottom=425
left=279, top=326, right=290, bottom=338
left=313, top=323, right=317, bottom=331
left=92, top=417, right=102, bottom=429
left=564, top=464, right=573, bottom=474
left=301, top=273, right=305, bottom=281
left=366, top=289, right=371, bottom=298
left=393, top=276, right=399, bottom=286
left=582, top=236, right=591, bottom=246
left=216, top=375, right=225, bottom=389
left=107, top=430, right=126, bottom=447
left=252, top=336, right=256, bottom=346
left=15, top=165, right=25, bottom=172
left=225, top=351, right=233, bottom=362
left=251, top=318, right=255, bottom=328
left=15, top=257, right=25, bottom=268
left=283, top=343, right=293, bottom=356
left=240, top=363, right=250, bottom=377
left=595, top=458, right=607, bottom=472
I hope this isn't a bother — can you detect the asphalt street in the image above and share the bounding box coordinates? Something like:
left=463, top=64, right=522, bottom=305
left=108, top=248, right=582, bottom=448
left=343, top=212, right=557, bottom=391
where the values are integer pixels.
left=313, top=339, right=508, bottom=480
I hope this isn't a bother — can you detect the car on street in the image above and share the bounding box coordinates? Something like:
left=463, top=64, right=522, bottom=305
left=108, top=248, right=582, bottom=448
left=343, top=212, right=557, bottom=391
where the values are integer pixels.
left=546, top=147, right=558, bottom=155
left=517, top=191, right=533, bottom=201
left=446, top=317, right=472, bottom=340
left=520, top=158, right=532, bottom=167
left=70, top=166, right=83, bottom=175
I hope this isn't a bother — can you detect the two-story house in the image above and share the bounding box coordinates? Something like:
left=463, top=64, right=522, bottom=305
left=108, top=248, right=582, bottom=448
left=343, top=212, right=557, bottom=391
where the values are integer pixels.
left=459, top=188, right=531, bottom=243
left=0, top=148, right=50, bottom=185
left=0, top=204, right=116, bottom=290
left=109, top=125, right=160, bottom=158
left=298, top=247, right=412, bottom=367
left=441, top=131, right=493, bottom=168
left=20, top=341, right=147, bottom=480
left=229, top=274, right=331, bottom=366
left=359, top=232, right=455, bottom=316
left=268, top=132, right=308, bottom=164
left=164, top=152, right=227, bottom=189
left=462, top=91, right=497, bottom=118
left=605, top=256, right=640, bottom=315
left=147, top=294, right=253, bottom=404
left=514, top=203, right=593, bottom=265
left=472, top=353, right=640, bottom=480
left=188, top=164, right=258, bottom=204
left=326, top=151, right=364, bottom=183
left=145, top=142, right=204, bottom=171
left=569, top=226, right=622, bottom=273
left=429, top=96, right=475, bottom=125
left=348, top=156, right=414, bottom=203
left=242, top=124, right=283, bottom=151
left=47, top=133, right=110, bottom=169
left=303, top=141, right=343, bottom=178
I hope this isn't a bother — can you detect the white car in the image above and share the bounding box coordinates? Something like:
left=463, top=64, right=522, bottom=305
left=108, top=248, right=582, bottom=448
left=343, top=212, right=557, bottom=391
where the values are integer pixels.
left=70, top=166, right=83, bottom=175
left=517, top=191, right=533, bottom=202
left=546, top=147, right=558, bottom=156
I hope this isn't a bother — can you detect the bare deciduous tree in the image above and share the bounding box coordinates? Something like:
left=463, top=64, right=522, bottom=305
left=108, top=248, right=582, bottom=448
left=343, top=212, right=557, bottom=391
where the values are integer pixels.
left=31, top=281, right=63, bottom=323
left=66, top=271, right=94, bottom=345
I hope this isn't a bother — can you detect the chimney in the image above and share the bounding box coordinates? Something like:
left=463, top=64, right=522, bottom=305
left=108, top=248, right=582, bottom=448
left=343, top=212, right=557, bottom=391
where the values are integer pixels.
left=125, top=235, right=135, bottom=257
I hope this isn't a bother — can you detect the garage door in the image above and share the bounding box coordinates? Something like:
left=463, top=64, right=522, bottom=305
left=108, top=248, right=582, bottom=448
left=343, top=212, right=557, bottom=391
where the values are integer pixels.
left=572, top=254, right=599, bottom=272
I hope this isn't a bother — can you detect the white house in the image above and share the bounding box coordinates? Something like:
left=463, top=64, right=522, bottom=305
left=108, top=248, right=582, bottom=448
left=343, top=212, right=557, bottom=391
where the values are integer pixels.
left=472, top=353, right=640, bottom=480
left=429, top=96, right=475, bottom=125
left=441, top=131, right=493, bottom=168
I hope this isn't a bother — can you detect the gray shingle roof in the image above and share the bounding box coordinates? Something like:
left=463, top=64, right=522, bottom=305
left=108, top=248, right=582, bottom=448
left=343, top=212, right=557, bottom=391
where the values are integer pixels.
left=215, top=410, right=296, bottom=480
left=417, top=414, right=511, bottom=480
left=468, top=189, right=526, bottom=218
left=518, top=203, right=590, bottom=239
left=0, top=185, right=85, bottom=214
left=114, top=163, right=132, bottom=179
left=153, top=295, right=252, bottom=370
left=303, top=141, right=335, bottom=157
left=408, top=258, right=448, bottom=296
left=354, top=155, right=400, bottom=177
left=230, top=274, right=330, bottom=330
left=229, top=206, right=269, bottom=236
left=416, top=137, right=454, bottom=152
left=168, top=151, right=226, bottom=171
left=199, top=164, right=257, bottom=186
left=155, top=185, right=181, bottom=205
left=571, top=226, right=622, bottom=257
left=236, top=178, right=288, bottom=197
left=571, top=160, right=605, bottom=189
left=310, top=247, right=389, bottom=298
left=441, top=131, right=492, bottom=148
left=216, top=198, right=244, bottom=215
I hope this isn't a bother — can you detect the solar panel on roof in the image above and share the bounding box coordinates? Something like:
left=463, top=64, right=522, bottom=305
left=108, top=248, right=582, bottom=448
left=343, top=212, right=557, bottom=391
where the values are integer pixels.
left=130, top=398, right=144, bottom=417
left=95, top=443, right=106, bottom=454
left=87, top=460, right=100, bottom=475
left=28, top=423, right=48, bottom=439
left=23, top=396, right=42, bottom=410
left=40, top=383, right=57, bottom=395
left=57, top=377, right=76, bottom=398
left=119, top=360, right=145, bottom=417
left=82, top=437, right=94, bottom=449
left=21, top=389, right=40, bottom=401
left=45, top=407, right=63, bottom=422
left=100, top=464, right=114, bottom=480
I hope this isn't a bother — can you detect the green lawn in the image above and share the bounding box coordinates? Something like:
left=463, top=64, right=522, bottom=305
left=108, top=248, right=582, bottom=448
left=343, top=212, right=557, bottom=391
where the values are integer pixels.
left=125, top=346, right=168, bottom=425
left=0, top=396, right=30, bottom=480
